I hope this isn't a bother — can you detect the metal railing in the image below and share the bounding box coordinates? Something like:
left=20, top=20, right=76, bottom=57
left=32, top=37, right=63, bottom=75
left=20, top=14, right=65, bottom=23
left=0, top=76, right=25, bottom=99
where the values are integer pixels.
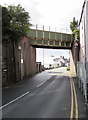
left=77, top=62, right=87, bottom=102
left=30, top=24, right=71, bottom=34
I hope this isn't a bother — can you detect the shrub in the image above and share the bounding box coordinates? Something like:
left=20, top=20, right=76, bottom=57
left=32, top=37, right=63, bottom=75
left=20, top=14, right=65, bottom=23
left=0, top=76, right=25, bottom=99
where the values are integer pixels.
left=67, top=66, right=70, bottom=71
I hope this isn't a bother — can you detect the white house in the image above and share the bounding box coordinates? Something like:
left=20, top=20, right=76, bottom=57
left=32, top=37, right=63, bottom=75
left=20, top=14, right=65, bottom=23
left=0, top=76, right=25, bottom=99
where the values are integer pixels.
left=53, top=56, right=69, bottom=68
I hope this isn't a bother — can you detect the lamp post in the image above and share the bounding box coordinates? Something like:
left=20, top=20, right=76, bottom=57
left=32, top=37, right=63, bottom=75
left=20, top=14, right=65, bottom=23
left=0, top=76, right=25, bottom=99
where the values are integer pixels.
left=43, top=49, right=44, bottom=66
left=51, top=55, right=54, bottom=67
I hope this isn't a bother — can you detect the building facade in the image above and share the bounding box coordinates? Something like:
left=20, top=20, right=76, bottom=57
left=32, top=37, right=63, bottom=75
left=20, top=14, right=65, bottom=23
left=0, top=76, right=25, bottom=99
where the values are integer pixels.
left=79, top=0, right=88, bottom=64
left=53, top=56, right=69, bottom=68
left=77, top=0, right=88, bottom=102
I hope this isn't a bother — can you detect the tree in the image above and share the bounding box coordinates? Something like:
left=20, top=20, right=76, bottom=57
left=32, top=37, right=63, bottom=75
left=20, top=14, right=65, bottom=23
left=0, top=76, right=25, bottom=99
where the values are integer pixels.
left=70, top=17, right=80, bottom=41
left=2, top=5, right=32, bottom=82
left=70, top=17, right=79, bottom=33
left=2, top=4, right=32, bottom=42
left=2, top=6, right=12, bottom=42
left=73, top=29, right=80, bottom=40
left=7, top=4, right=32, bottom=41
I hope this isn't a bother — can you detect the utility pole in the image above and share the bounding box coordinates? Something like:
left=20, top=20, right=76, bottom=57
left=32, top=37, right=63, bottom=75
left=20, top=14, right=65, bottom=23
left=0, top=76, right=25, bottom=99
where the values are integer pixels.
left=43, top=49, right=44, bottom=66
left=51, top=55, right=54, bottom=67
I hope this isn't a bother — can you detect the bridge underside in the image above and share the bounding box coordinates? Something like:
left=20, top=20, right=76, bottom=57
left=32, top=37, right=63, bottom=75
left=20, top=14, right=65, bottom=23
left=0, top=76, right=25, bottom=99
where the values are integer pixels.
left=31, top=43, right=72, bottom=49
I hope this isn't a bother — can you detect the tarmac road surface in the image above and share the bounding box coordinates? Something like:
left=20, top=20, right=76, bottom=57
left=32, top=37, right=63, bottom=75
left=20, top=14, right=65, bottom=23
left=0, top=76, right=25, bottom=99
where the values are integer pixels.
left=1, top=67, right=86, bottom=118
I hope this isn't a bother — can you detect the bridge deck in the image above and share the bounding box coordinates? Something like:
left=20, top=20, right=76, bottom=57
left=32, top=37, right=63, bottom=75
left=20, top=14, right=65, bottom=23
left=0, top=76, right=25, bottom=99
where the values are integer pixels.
left=28, top=29, right=73, bottom=49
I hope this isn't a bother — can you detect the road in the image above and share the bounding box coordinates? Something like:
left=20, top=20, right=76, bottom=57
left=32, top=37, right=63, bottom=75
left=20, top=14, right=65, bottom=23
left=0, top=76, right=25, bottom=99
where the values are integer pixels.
left=1, top=67, right=87, bottom=118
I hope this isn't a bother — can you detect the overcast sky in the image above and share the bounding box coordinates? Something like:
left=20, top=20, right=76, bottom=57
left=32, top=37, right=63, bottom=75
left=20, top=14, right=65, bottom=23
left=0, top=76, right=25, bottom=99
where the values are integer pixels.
left=1, top=0, right=84, bottom=67
left=1, top=0, right=84, bottom=30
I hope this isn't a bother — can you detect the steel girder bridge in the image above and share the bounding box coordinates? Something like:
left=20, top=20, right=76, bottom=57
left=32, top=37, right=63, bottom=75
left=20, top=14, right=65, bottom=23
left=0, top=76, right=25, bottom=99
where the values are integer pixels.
left=28, top=25, right=73, bottom=49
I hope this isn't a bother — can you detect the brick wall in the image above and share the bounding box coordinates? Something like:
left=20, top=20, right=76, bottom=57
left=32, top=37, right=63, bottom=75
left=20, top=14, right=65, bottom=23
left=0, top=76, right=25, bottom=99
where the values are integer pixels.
left=2, top=37, right=37, bottom=86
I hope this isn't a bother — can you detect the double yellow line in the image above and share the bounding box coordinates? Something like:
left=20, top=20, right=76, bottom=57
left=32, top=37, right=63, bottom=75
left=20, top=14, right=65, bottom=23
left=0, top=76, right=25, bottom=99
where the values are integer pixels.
left=70, top=77, right=78, bottom=120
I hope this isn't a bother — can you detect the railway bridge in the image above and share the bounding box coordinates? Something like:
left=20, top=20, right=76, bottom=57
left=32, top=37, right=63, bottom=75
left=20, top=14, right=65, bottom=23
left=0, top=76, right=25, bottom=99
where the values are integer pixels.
left=3, top=25, right=79, bottom=90
left=28, top=26, right=73, bottom=49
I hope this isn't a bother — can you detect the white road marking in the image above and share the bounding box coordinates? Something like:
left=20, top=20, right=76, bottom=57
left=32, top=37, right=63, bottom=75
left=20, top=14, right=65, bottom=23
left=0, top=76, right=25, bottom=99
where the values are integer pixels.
left=0, top=91, right=30, bottom=109
left=1, top=80, right=48, bottom=109
left=37, top=81, right=47, bottom=88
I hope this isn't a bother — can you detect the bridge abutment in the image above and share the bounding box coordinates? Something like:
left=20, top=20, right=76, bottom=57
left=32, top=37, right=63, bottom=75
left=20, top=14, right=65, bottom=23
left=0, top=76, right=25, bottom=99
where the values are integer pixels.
left=2, top=37, right=37, bottom=86
left=70, top=40, right=79, bottom=77
left=70, top=50, right=76, bottom=77
left=16, top=37, right=36, bottom=81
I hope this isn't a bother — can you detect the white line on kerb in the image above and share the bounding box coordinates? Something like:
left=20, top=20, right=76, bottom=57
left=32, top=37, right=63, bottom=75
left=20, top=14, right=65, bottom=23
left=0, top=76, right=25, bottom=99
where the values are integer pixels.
left=37, top=81, right=47, bottom=88
left=0, top=91, right=29, bottom=109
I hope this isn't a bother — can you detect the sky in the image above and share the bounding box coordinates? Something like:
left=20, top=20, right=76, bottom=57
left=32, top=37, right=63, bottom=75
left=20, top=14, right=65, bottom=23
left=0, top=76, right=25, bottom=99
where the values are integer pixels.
left=36, top=48, right=70, bottom=67
left=1, top=0, right=84, bottom=30
left=1, top=0, right=84, bottom=67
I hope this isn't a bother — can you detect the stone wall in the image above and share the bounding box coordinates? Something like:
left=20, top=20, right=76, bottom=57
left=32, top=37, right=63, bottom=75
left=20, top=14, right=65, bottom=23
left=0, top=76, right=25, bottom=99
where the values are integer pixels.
left=2, top=41, right=16, bottom=86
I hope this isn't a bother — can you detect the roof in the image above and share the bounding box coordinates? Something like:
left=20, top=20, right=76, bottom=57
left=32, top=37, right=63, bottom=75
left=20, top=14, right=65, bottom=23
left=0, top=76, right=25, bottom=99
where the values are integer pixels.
left=53, top=58, right=60, bottom=62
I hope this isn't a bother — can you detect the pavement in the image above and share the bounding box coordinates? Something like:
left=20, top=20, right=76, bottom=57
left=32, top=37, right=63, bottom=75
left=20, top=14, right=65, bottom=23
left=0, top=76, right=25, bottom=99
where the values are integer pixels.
left=1, top=67, right=87, bottom=119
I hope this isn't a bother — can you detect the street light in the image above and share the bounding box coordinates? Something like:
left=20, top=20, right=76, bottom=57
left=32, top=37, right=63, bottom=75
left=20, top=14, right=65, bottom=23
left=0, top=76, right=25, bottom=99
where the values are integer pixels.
left=51, top=55, right=54, bottom=67
left=43, top=48, right=44, bottom=66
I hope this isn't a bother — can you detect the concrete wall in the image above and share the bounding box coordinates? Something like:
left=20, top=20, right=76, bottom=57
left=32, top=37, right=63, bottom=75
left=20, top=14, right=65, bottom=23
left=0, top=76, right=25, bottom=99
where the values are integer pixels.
left=79, top=2, right=86, bottom=63
left=30, top=46, right=36, bottom=74
left=70, top=40, right=79, bottom=77
left=19, top=37, right=36, bottom=79
left=70, top=49, right=76, bottom=77
left=85, top=2, right=88, bottom=80
left=79, top=0, right=88, bottom=78
left=85, top=1, right=88, bottom=63
left=79, top=0, right=88, bottom=63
